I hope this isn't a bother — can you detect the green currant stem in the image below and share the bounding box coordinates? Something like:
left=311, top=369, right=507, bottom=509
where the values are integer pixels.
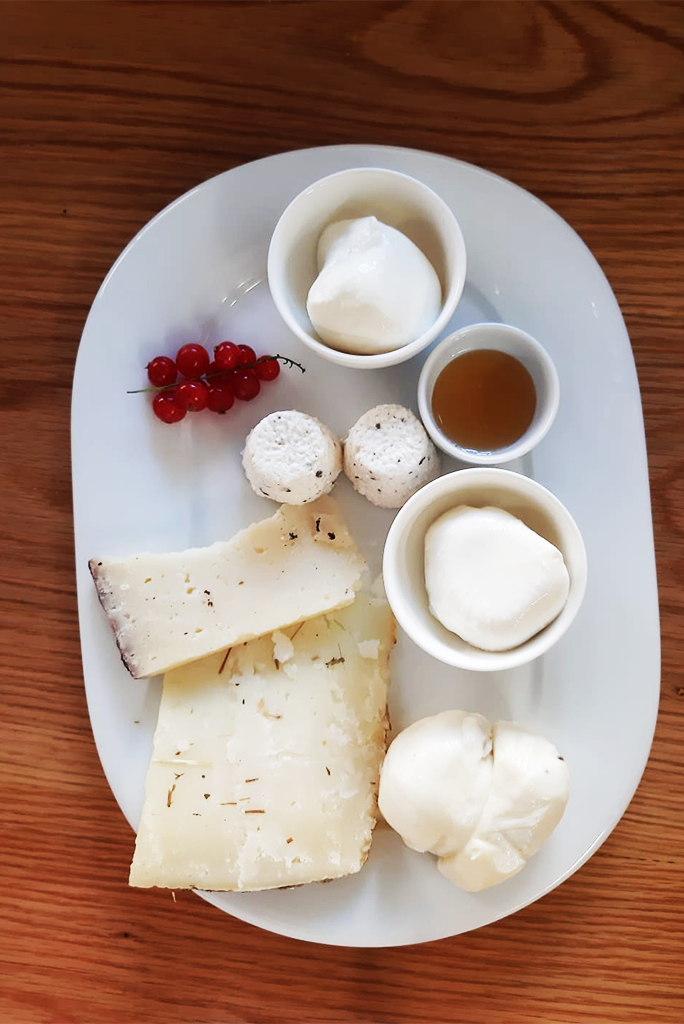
left=128, top=354, right=305, bottom=394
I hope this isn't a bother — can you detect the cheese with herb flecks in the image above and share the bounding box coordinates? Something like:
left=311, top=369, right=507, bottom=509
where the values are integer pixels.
left=128, top=588, right=395, bottom=891
left=89, top=497, right=366, bottom=679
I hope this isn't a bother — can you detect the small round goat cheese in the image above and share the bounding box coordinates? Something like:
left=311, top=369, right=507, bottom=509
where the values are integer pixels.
left=344, top=404, right=439, bottom=509
left=424, top=505, right=570, bottom=651
left=243, top=410, right=342, bottom=505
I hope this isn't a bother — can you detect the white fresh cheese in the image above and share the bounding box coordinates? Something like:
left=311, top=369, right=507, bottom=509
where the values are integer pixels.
left=89, top=498, right=366, bottom=678
left=129, top=589, right=395, bottom=891
left=439, top=721, right=569, bottom=892
left=243, top=410, right=342, bottom=504
left=306, top=216, right=442, bottom=355
left=344, top=404, right=439, bottom=509
left=424, top=506, right=570, bottom=651
left=378, top=710, right=492, bottom=858
left=378, top=710, right=569, bottom=893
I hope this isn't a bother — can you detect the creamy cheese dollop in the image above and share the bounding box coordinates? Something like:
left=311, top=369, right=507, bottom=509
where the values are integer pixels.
left=306, top=216, right=442, bottom=355
left=378, top=710, right=569, bottom=892
left=424, top=506, right=570, bottom=651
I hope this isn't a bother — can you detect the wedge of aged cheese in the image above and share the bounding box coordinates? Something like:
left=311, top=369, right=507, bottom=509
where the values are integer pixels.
left=129, top=588, right=395, bottom=891
left=89, top=498, right=366, bottom=678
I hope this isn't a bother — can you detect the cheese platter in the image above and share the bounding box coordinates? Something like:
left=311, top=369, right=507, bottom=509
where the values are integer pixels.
left=72, top=144, right=659, bottom=946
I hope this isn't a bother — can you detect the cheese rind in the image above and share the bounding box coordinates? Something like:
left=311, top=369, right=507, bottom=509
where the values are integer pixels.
left=89, top=498, right=366, bottom=678
left=129, top=589, right=395, bottom=891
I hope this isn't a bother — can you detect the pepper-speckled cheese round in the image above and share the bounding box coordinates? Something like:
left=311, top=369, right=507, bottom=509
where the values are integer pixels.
left=243, top=410, right=342, bottom=505
left=344, top=404, right=439, bottom=509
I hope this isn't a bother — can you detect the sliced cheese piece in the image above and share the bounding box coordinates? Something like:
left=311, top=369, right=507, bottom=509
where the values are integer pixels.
left=89, top=497, right=366, bottom=678
left=129, top=588, right=395, bottom=891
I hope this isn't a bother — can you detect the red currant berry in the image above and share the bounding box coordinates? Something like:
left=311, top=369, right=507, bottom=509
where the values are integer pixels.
left=207, top=386, right=235, bottom=413
left=236, top=344, right=256, bottom=367
left=214, top=341, right=240, bottom=371
left=147, top=356, right=177, bottom=388
left=176, top=380, right=209, bottom=412
left=207, top=361, right=236, bottom=391
left=176, top=343, right=210, bottom=378
left=233, top=369, right=260, bottom=402
left=152, top=391, right=186, bottom=424
left=255, top=356, right=280, bottom=382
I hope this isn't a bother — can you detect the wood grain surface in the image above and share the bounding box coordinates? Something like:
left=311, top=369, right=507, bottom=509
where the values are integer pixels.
left=1, top=2, right=683, bottom=1022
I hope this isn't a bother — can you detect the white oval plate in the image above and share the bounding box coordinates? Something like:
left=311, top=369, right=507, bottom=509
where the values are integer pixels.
left=72, top=145, right=659, bottom=947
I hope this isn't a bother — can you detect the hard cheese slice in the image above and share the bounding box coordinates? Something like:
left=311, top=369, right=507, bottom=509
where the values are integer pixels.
left=89, top=497, right=365, bottom=678
left=129, top=589, right=395, bottom=891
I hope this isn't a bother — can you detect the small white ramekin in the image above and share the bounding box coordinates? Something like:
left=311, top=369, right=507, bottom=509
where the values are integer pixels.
left=267, top=167, right=467, bottom=369
left=417, top=323, right=560, bottom=464
left=382, top=468, right=587, bottom=672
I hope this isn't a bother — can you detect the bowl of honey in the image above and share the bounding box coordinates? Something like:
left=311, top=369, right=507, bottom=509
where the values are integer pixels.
left=417, top=323, right=560, bottom=465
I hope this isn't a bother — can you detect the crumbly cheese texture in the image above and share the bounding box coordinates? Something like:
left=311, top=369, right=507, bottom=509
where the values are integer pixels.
left=242, top=410, right=342, bottom=505
left=378, top=711, right=569, bottom=893
left=129, top=590, right=395, bottom=891
left=89, top=498, right=366, bottom=678
left=344, top=404, right=440, bottom=509
left=424, top=506, right=570, bottom=651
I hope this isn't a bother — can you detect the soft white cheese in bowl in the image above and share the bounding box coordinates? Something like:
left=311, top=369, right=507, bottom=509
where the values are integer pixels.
left=424, top=506, right=570, bottom=652
left=306, top=216, right=442, bottom=355
left=382, top=468, right=587, bottom=672
left=267, top=167, right=466, bottom=369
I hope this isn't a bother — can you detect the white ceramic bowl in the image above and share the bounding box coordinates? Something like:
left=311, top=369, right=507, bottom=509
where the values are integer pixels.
left=267, top=167, right=467, bottom=369
left=383, top=468, right=587, bottom=672
left=418, top=323, right=560, bottom=464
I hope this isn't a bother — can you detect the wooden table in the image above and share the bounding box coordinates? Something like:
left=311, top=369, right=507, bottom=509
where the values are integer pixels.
left=2, top=2, right=682, bottom=1022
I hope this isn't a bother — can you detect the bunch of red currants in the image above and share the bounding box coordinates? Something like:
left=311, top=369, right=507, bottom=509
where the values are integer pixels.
left=145, top=342, right=281, bottom=424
